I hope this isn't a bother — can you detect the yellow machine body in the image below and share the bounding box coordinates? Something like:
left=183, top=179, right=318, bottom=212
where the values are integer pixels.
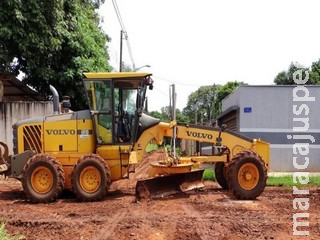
left=133, top=121, right=270, bottom=168
left=13, top=115, right=270, bottom=189
left=3, top=72, right=270, bottom=202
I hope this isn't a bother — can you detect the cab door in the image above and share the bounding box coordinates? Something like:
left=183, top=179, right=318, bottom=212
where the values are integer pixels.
left=83, top=80, right=114, bottom=144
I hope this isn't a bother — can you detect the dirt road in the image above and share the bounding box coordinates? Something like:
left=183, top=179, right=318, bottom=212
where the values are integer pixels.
left=0, top=152, right=319, bottom=240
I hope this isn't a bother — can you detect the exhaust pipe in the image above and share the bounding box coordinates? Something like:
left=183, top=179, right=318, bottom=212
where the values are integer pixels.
left=49, top=85, right=59, bottom=115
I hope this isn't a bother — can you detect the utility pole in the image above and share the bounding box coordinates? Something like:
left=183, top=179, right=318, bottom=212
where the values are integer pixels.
left=119, top=30, right=123, bottom=72
left=171, top=84, right=177, bottom=163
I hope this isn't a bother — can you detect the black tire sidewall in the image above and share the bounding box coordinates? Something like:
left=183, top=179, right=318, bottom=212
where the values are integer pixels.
left=72, top=158, right=107, bottom=201
left=215, top=162, right=229, bottom=189
left=23, top=156, right=60, bottom=202
left=232, top=157, right=266, bottom=199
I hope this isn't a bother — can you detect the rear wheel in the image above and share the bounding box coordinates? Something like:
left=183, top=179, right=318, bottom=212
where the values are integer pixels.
left=22, top=154, right=65, bottom=203
left=227, top=150, right=267, bottom=200
left=72, top=154, right=111, bottom=202
left=214, top=162, right=229, bottom=189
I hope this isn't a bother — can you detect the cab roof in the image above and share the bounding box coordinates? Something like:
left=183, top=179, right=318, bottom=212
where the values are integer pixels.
left=83, top=72, right=152, bottom=79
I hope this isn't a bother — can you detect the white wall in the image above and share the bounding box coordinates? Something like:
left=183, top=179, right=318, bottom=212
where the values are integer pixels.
left=0, top=101, right=53, bottom=155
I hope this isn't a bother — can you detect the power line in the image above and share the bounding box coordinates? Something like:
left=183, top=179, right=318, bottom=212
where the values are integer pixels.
left=112, top=0, right=135, bottom=69
left=125, top=33, right=135, bottom=69
left=112, top=0, right=125, bottom=30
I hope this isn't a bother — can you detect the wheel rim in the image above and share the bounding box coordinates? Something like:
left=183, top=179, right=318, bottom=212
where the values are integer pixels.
left=31, top=166, right=54, bottom=194
left=79, top=166, right=101, bottom=193
left=238, top=163, right=259, bottom=190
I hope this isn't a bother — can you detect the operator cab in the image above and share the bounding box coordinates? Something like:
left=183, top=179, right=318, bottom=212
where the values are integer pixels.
left=83, top=72, right=153, bottom=145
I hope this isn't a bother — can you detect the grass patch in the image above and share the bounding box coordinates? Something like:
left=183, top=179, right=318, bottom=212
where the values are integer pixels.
left=202, top=169, right=320, bottom=188
left=203, top=169, right=216, bottom=181
left=0, top=222, right=24, bottom=240
left=145, top=143, right=159, bottom=153
left=145, top=143, right=183, bottom=156
left=267, top=175, right=320, bottom=187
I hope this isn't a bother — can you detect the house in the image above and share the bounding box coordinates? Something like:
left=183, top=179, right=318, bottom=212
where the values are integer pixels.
left=217, top=85, right=320, bottom=172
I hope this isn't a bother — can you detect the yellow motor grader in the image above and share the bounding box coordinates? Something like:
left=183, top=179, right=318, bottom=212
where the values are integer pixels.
left=0, top=72, right=269, bottom=202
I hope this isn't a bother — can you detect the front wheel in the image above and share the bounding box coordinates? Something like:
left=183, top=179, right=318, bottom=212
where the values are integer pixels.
left=227, top=150, right=267, bottom=200
left=22, top=154, right=65, bottom=203
left=71, top=154, right=111, bottom=202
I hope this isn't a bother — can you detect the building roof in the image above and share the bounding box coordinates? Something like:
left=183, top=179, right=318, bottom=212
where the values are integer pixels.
left=0, top=73, right=46, bottom=101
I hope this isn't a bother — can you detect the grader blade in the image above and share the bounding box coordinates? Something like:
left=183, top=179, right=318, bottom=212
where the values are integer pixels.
left=135, top=170, right=205, bottom=200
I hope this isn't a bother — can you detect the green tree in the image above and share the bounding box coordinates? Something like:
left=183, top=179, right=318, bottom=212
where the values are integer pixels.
left=149, top=107, right=170, bottom=122
left=149, top=108, right=189, bottom=123
left=149, top=110, right=163, bottom=120
left=176, top=109, right=189, bottom=123
left=309, top=59, right=320, bottom=84
left=274, top=62, right=316, bottom=85
left=121, top=63, right=133, bottom=72
left=0, top=0, right=111, bottom=110
left=183, top=85, right=217, bottom=124
left=214, top=81, right=245, bottom=116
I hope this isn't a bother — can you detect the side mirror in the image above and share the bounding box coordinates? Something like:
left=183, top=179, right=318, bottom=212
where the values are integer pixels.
left=221, top=124, right=227, bottom=131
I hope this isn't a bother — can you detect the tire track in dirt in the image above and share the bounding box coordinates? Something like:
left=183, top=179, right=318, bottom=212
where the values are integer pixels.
left=180, top=203, right=228, bottom=240
left=181, top=204, right=207, bottom=239
left=112, top=201, right=178, bottom=240
left=92, top=211, right=127, bottom=240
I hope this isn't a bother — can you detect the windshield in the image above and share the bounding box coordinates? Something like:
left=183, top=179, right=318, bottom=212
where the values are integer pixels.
left=83, top=75, right=150, bottom=144
left=116, top=89, right=137, bottom=114
left=84, top=80, right=112, bottom=112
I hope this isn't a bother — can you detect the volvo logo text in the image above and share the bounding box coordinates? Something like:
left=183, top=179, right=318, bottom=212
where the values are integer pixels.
left=46, top=129, right=76, bottom=135
left=186, top=131, right=213, bottom=139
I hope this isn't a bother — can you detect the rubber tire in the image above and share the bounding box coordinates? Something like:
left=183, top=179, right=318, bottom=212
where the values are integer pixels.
left=227, top=150, right=267, bottom=200
left=22, top=154, right=65, bottom=203
left=71, top=154, right=111, bottom=202
left=214, top=162, right=229, bottom=189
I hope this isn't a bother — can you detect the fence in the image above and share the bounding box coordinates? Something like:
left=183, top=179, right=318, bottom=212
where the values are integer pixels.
left=0, top=101, right=53, bottom=155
